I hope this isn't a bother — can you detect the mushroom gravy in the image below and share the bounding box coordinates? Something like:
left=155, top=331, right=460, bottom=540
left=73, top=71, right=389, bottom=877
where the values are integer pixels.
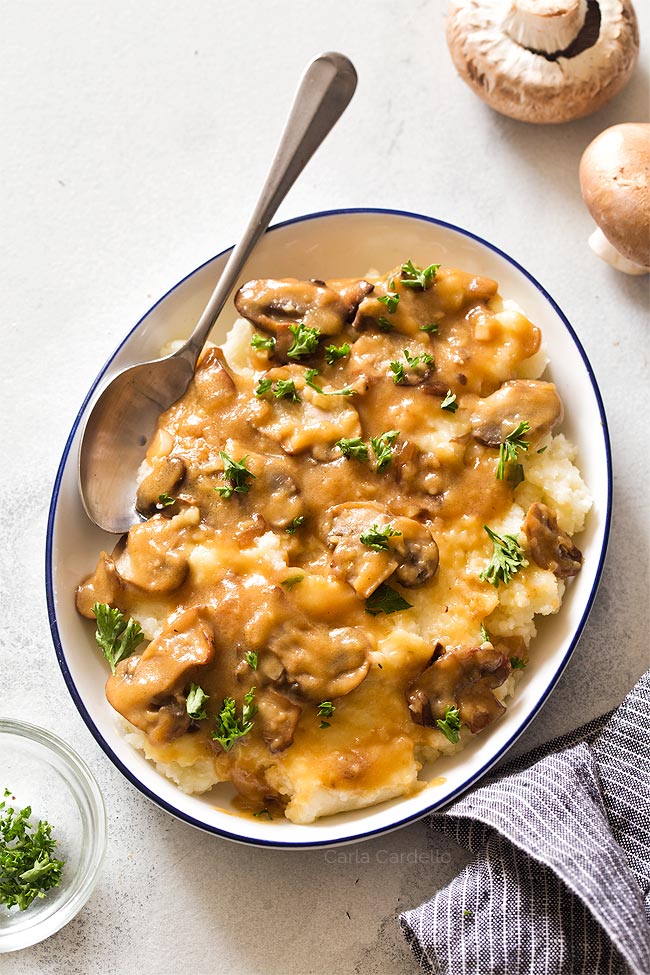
left=76, top=264, right=589, bottom=823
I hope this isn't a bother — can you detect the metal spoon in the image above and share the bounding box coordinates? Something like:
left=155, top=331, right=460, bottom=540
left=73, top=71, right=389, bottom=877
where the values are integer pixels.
left=78, top=52, right=357, bottom=533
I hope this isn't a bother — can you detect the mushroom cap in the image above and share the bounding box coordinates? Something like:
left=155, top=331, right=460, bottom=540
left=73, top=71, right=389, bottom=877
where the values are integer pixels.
left=579, top=123, right=650, bottom=270
left=446, top=0, right=639, bottom=124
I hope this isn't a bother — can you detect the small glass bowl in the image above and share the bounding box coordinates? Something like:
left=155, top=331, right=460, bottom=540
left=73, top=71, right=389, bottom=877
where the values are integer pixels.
left=0, top=718, right=107, bottom=952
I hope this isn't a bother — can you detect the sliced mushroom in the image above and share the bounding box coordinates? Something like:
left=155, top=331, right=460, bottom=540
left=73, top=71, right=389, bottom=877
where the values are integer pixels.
left=523, top=502, right=583, bottom=577
left=470, top=380, right=563, bottom=448
left=256, top=458, right=303, bottom=531
left=265, top=622, right=371, bottom=702
left=136, top=456, right=186, bottom=517
left=116, top=515, right=190, bottom=593
left=446, top=0, right=639, bottom=124
left=326, top=277, right=375, bottom=318
left=323, top=502, right=439, bottom=597
left=255, top=687, right=303, bottom=753
left=235, top=278, right=356, bottom=337
left=193, top=346, right=237, bottom=402
left=75, top=551, right=125, bottom=619
left=408, top=643, right=511, bottom=734
left=106, top=608, right=215, bottom=744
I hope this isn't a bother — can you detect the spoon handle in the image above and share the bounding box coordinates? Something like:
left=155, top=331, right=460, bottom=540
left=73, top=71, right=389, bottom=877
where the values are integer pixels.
left=177, top=52, right=357, bottom=365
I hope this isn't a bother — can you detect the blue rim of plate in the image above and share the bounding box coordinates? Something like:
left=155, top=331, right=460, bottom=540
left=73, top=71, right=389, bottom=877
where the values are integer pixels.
left=45, top=207, right=613, bottom=849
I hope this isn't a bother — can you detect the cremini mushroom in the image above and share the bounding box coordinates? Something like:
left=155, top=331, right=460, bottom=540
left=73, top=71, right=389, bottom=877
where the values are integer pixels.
left=523, top=501, right=583, bottom=577
left=446, top=0, right=639, bottom=124
left=470, top=380, right=563, bottom=448
left=579, top=123, right=650, bottom=274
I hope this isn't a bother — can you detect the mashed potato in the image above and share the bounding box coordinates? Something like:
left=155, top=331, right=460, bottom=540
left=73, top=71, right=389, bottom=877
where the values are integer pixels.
left=77, top=265, right=591, bottom=823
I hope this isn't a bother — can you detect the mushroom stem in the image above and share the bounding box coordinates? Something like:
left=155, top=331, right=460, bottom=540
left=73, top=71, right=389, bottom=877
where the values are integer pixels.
left=588, top=226, right=649, bottom=276
left=504, top=0, right=587, bottom=53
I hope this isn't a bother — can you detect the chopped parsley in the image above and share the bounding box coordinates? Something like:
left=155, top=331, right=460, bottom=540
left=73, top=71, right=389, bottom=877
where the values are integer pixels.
left=274, top=379, right=300, bottom=402
left=377, top=316, right=393, bottom=332
left=360, top=523, right=402, bottom=551
left=157, top=493, right=176, bottom=507
left=317, top=701, right=335, bottom=729
left=285, top=515, right=305, bottom=535
left=287, top=322, right=321, bottom=359
left=336, top=437, right=369, bottom=461
left=216, top=451, right=256, bottom=498
left=377, top=290, right=400, bottom=314
left=212, top=688, right=257, bottom=751
left=441, top=390, right=458, bottom=413
left=324, top=343, right=351, bottom=365
left=304, top=368, right=355, bottom=397
left=510, top=656, right=527, bottom=670
left=537, top=445, right=548, bottom=454
left=480, top=623, right=490, bottom=643
left=479, top=526, right=528, bottom=588
left=0, top=789, right=65, bottom=911
left=420, top=323, right=440, bottom=334
left=436, top=705, right=461, bottom=744
left=281, top=575, right=304, bottom=591
left=497, top=421, right=530, bottom=480
left=400, top=260, right=439, bottom=290
left=93, top=603, right=144, bottom=674
left=255, top=378, right=273, bottom=397
left=251, top=333, right=275, bottom=351
left=370, top=429, right=400, bottom=473
left=390, top=349, right=434, bottom=384
left=256, top=377, right=301, bottom=401
left=245, top=650, right=258, bottom=670
left=365, top=583, right=413, bottom=616
left=186, top=684, right=209, bottom=721
left=253, top=807, right=272, bottom=819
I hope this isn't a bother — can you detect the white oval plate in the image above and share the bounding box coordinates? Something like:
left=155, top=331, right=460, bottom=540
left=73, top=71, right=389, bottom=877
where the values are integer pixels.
left=46, top=209, right=611, bottom=848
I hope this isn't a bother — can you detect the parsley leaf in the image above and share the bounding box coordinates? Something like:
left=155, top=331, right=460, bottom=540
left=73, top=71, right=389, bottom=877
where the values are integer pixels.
left=274, top=379, right=300, bottom=402
left=497, top=421, right=531, bottom=480
left=377, top=290, right=400, bottom=314
left=324, top=343, right=351, bottom=365
left=285, top=515, right=305, bottom=535
left=304, top=368, right=355, bottom=397
left=251, top=333, right=275, bottom=351
left=480, top=623, right=490, bottom=643
left=245, top=650, right=258, bottom=670
left=420, top=323, right=440, bottom=334
left=255, top=378, right=273, bottom=397
left=389, top=360, right=405, bottom=384
left=212, top=688, right=257, bottom=751
left=365, top=583, right=413, bottom=616
left=479, top=526, right=528, bottom=588
left=157, top=493, right=176, bottom=507
left=400, top=260, right=439, bottom=290
left=253, top=807, right=272, bottom=819
left=93, top=603, right=144, bottom=674
left=377, top=316, right=393, bottom=332
left=287, top=322, right=321, bottom=359
left=441, top=390, right=458, bottom=412
left=0, top=790, right=65, bottom=911
left=436, top=705, right=461, bottom=744
left=281, top=575, right=304, bottom=591
left=318, top=701, right=335, bottom=728
left=336, top=437, right=369, bottom=461
left=216, top=451, right=255, bottom=498
left=360, top=523, right=402, bottom=551
left=370, top=429, right=400, bottom=473
left=510, top=656, right=527, bottom=670
left=186, top=684, right=209, bottom=720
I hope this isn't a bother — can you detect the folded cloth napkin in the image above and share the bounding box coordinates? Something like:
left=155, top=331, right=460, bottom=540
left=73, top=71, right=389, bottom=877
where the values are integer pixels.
left=400, top=671, right=650, bottom=975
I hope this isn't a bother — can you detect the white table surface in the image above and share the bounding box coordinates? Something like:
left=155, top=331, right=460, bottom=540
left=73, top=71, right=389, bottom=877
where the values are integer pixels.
left=1, top=2, right=648, bottom=973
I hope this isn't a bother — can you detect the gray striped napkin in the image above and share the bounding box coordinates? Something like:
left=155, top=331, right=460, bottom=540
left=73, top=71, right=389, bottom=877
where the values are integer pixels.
left=400, top=671, right=650, bottom=975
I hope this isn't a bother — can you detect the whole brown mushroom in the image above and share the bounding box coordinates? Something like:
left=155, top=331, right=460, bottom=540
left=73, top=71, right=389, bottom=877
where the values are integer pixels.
left=446, top=0, right=639, bottom=124
left=579, top=123, right=650, bottom=274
